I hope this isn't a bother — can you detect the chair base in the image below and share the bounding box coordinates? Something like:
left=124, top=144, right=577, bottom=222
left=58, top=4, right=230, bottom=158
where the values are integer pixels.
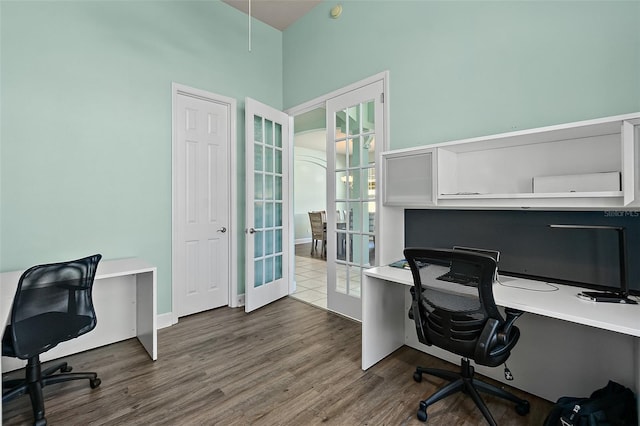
left=413, top=358, right=529, bottom=425
left=2, top=356, right=101, bottom=426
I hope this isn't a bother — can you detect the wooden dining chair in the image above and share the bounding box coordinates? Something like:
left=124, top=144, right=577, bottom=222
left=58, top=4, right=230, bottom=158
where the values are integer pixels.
left=308, top=211, right=327, bottom=258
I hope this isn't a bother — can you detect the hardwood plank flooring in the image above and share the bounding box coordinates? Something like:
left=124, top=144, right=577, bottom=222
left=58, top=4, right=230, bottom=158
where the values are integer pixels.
left=3, top=298, right=552, bottom=425
left=295, top=242, right=325, bottom=260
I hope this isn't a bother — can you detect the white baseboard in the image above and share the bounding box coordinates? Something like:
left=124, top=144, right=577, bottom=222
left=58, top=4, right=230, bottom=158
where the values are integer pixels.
left=157, top=312, right=175, bottom=329
left=295, top=238, right=312, bottom=245
left=162, top=299, right=245, bottom=328
left=236, top=294, right=245, bottom=307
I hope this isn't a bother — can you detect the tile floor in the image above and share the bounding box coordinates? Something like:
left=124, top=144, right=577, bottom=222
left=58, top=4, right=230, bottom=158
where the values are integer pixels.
left=290, top=242, right=367, bottom=310
left=290, top=254, right=327, bottom=310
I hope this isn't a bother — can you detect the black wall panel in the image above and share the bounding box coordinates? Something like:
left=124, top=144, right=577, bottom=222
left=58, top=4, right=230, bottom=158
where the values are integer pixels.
left=405, top=209, right=640, bottom=293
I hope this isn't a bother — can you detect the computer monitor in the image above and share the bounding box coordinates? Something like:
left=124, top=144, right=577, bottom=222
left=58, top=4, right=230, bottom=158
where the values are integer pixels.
left=453, top=246, right=500, bottom=281
left=549, top=224, right=637, bottom=304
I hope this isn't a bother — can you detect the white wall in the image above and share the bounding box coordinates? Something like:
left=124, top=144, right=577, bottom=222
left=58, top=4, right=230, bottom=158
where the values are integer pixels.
left=294, top=146, right=326, bottom=242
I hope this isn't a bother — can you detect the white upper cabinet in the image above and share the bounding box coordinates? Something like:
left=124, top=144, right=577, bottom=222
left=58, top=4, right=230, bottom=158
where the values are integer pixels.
left=382, top=112, right=640, bottom=209
left=382, top=148, right=436, bottom=206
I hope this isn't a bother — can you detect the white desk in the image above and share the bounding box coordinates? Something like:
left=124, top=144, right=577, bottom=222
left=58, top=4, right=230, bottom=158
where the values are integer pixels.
left=1, top=258, right=157, bottom=425
left=1, top=257, right=157, bottom=368
left=363, top=265, right=640, bottom=408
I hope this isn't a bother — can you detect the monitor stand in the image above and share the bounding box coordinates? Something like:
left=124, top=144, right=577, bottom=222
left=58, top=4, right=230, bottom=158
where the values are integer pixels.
left=578, top=291, right=638, bottom=304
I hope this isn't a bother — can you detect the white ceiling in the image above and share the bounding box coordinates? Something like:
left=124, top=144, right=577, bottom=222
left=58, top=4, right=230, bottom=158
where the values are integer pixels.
left=222, top=0, right=322, bottom=31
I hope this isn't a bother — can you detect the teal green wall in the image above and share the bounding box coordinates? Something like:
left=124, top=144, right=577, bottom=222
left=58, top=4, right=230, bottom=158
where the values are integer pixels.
left=0, top=1, right=283, bottom=314
left=284, top=1, right=640, bottom=148
left=3, top=0, right=639, bottom=316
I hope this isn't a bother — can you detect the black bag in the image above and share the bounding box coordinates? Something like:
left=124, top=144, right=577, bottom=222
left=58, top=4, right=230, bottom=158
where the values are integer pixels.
left=543, top=381, right=638, bottom=426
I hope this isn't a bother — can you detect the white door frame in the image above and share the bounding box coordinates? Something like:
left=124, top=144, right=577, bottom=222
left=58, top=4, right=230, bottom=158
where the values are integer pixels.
left=285, top=71, right=390, bottom=301
left=171, top=82, right=239, bottom=325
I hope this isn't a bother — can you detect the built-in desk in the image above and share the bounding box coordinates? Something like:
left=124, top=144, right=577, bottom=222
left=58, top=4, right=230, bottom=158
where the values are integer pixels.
left=362, top=265, right=640, bottom=410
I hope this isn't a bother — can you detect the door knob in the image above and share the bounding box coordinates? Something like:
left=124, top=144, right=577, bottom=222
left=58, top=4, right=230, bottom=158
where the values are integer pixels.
left=217, top=227, right=227, bottom=233
left=247, top=227, right=261, bottom=234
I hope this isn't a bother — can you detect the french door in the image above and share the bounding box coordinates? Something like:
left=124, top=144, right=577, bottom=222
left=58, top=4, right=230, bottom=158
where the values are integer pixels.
left=326, top=81, right=385, bottom=321
left=245, top=98, right=291, bottom=312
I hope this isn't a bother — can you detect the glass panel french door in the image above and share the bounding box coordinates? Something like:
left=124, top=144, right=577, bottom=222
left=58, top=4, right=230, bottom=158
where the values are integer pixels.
left=245, top=98, right=290, bottom=313
left=326, top=81, right=384, bottom=321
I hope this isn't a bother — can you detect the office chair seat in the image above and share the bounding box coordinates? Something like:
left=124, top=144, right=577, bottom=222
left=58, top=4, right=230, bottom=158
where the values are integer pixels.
left=2, top=254, right=102, bottom=426
left=3, top=313, right=93, bottom=359
left=404, top=248, right=530, bottom=425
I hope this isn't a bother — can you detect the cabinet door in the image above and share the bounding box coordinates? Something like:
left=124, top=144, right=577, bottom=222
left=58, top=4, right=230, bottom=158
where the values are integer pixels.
left=383, top=150, right=435, bottom=206
left=622, top=121, right=636, bottom=206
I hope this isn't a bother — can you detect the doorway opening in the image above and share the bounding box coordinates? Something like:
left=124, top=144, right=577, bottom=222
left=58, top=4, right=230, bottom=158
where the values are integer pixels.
left=290, top=107, right=328, bottom=310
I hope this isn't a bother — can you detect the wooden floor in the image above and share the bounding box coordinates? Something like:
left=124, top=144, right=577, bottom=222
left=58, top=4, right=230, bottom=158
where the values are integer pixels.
left=295, top=241, right=325, bottom=260
left=3, top=298, right=552, bottom=425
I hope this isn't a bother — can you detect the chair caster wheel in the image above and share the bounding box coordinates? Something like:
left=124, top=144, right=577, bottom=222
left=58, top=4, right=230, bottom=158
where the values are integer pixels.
left=515, top=400, right=530, bottom=416
left=90, top=378, right=101, bottom=389
left=61, top=365, right=72, bottom=373
left=416, top=401, right=428, bottom=422
left=413, top=371, right=422, bottom=382
left=416, top=407, right=428, bottom=422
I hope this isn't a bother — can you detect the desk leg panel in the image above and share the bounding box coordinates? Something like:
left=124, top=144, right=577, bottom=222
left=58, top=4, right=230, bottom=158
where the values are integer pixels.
left=136, top=270, right=157, bottom=360
left=362, top=275, right=406, bottom=370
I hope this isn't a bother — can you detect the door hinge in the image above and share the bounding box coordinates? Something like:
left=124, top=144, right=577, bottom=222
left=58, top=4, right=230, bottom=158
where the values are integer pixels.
left=380, top=93, right=384, bottom=103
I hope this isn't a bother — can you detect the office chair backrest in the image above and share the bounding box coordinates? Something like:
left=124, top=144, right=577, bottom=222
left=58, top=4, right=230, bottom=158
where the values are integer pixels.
left=404, top=247, right=516, bottom=367
left=8, top=254, right=102, bottom=359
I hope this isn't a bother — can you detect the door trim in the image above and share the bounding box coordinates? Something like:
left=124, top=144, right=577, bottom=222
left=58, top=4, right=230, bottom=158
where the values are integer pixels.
left=285, top=71, right=389, bottom=122
left=171, top=83, right=238, bottom=325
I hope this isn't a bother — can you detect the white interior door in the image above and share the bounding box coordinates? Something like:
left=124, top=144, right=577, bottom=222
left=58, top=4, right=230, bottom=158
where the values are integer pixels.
left=326, top=81, right=384, bottom=321
left=174, top=90, right=230, bottom=317
left=245, top=98, right=290, bottom=312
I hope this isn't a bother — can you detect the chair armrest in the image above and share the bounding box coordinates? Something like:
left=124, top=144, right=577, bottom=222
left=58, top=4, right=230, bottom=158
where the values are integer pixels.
left=475, top=310, right=524, bottom=362
left=408, top=287, right=430, bottom=346
left=498, top=308, right=524, bottom=345
left=489, top=327, right=520, bottom=358
left=408, top=287, right=416, bottom=320
left=475, top=318, right=500, bottom=362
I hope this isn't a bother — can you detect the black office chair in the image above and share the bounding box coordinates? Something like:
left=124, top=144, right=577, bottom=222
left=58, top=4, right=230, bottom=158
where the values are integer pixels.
left=2, top=254, right=103, bottom=426
left=404, top=247, right=529, bottom=425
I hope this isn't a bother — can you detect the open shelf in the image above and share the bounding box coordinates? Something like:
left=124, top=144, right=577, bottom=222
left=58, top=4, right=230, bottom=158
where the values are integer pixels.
left=382, top=112, right=640, bottom=209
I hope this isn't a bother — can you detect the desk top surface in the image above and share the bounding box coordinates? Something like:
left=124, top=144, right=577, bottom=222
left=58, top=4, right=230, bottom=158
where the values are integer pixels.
left=365, top=265, right=640, bottom=337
